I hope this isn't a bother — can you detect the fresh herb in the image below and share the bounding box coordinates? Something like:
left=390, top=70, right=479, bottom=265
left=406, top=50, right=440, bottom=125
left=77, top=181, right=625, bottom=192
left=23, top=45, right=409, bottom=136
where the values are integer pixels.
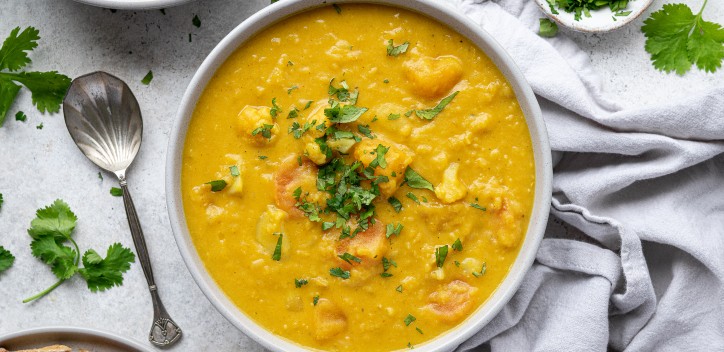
left=270, top=97, right=281, bottom=118
left=407, top=342, right=414, bottom=349
left=415, top=91, right=458, bottom=120
left=0, top=193, right=3, bottom=209
left=454, top=260, right=461, bottom=267
left=271, top=0, right=278, bottom=3
left=404, top=167, right=433, bottom=191
left=160, top=9, right=166, bottom=15
left=325, top=102, right=367, bottom=123
left=289, top=120, right=315, bottom=138
left=329, top=267, right=350, bottom=279
left=304, top=100, right=313, bottom=110
left=416, top=327, right=424, bottom=334
left=396, top=285, right=403, bottom=293
left=406, top=192, right=420, bottom=204
left=470, top=203, right=486, bottom=211
left=357, top=124, right=374, bottom=139
left=642, top=2, right=724, bottom=74
left=294, top=278, right=308, bottom=288
left=388, top=197, right=402, bottom=212
left=328, top=79, right=358, bottom=104
left=404, top=314, right=416, bottom=326
left=15, top=111, right=26, bottom=122
left=110, top=187, right=123, bottom=197
left=0, top=27, right=72, bottom=127
left=206, top=180, right=227, bottom=192
left=380, top=272, right=393, bottom=278
left=452, top=238, right=463, bottom=251
left=385, top=223, right=403, bottom=238
left=24, top=200, right=135, bottom=302
left=386, top=39, right=409, bottom=56
left=333, top=4, right=342, bottom=14
left=287, top=60, right=294, bottom=66
left=192, top=14, right=201, bottom=28
left=272, top=233, right=283, bottom=261
left=388, top=113, right=401, bottom=120
left=252, top=123, right=274, bottom=139
left=0, top=246, right=14, bottom=273
left=549, top=0, right=630, bottom=21
left=287, top=107, right=299, bottom=119
left=383, top=79, right=389, bottom=84
left=473, top=262, right=487, bottom=278
left=36, top=123, right=42, bottom=129
left=616, top=10, right=632, bottom=16
left=538, top=18, right=558, bottom=38
left=141, top=70, right=153, bottom=85
left=382, top=257, right=397, bottom=272
left=258, top=155, right=268, bottom=160
left=369, top=144, right=389, bottom=169
left=313, top=295, right=319, bottom=305
left=338, top=252, right=362, bottom=264
left=287, top=85, right=298, bottom=94
left=229, top=165, right=240, bottom=176
left=435, top=245, right=448, bottom=268
left=97, top=172, right=103, bottom=180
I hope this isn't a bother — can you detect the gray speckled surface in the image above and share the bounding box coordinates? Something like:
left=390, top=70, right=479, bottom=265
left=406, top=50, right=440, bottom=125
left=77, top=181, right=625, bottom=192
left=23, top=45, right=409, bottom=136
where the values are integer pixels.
left=0, top=0, right=722, bottom=351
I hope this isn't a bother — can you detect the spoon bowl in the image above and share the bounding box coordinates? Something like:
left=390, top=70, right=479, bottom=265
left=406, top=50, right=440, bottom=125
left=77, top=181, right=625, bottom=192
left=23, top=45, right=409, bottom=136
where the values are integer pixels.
left=63, top=71, right=182, bottom=348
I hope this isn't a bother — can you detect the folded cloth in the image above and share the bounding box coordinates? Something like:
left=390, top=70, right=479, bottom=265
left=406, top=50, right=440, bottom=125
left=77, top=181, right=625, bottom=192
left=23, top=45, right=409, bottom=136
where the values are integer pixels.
left=441, top=0, right=724, bottom=351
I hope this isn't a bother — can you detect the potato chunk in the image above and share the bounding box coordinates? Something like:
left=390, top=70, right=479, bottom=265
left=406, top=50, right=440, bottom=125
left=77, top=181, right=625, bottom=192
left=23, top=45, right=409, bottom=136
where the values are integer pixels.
left=424, top=280, right=477, bottom=323
left=274, top=157, right=327, bottom=218
left=237, top=105, right=279, bottom=145
left=353, top=139, right=414, bottom=196
left=313, top=298, right=348, bottom=341
left=403, top=55, right=463, bottom=99
left=256, top=205, right=289, bottom=253
left=434, top=163, right=467, bottom=204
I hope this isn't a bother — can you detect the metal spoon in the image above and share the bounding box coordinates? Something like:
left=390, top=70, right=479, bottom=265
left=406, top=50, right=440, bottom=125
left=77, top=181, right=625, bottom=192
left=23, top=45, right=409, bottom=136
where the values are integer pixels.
left=63, top=71, right=182, bottom=348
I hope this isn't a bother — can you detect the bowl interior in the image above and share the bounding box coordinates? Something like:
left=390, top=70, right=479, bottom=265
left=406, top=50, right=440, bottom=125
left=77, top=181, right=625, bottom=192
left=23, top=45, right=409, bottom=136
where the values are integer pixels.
left=166, top=0, right=552, bottom=351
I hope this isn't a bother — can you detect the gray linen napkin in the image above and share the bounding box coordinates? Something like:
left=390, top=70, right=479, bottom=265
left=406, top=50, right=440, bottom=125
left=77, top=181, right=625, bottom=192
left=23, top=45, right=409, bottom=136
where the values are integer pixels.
left=442, top=0, right=724, bottom=351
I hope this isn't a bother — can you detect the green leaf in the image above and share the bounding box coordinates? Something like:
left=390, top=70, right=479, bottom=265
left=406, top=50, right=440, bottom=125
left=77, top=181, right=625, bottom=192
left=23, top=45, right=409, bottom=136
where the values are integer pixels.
left=2, top=71, right=72, bottom=113
left=385, top=223, right=403, bottom=238
left=327, top=105, right=367, bottom=123
left=452, top=238, right=463, bottom=251
left=294, top=278, right=308, bottom=288
left=192, top=14, right=201, bottom=28
left=78, top=243, right=135, bottom=292
left=435, top=245, right=448, bottom=268
left=0, top=27, right=40, bottom=72
left=387, top=196, right=402, bottom=212
left=538, top=18, right=558, bottom=38
left=404, top=314, right=416, bottom=326
left=0, top=245, right=15, bottom=273
left=470, top=203, right=487, bottom=211
left=688, top=20, right=724, bottom=73
left=229, top=165, right=240, bottom=177
left=329, top=267, right=350, bottom=279
left=110, top=187, right=123, bottom=197
left=272, top=233, right=283, bottom=261
left=414, top=91, right=458, bottom=120
left=206, top=179, right=227, bottom=192
left=30, top=236, right=77, bottom=279
left=270, top=97, right=281, bottom=118
left=386, top=39, right=409, bottom=56
left=15, top=110, right=26, bottom=122
left=0, top=193, right=3, bottom=210
left=0, top=78, right=21, bottom=126
left=369, top=144, right=389, bottom=169
left=141, top=70, right=153, bottom=85
left=404, top=167, right=433, bottom=191
left=338, top=252, right=361, bottom=264
left=27, top=199, right=78, bottom=241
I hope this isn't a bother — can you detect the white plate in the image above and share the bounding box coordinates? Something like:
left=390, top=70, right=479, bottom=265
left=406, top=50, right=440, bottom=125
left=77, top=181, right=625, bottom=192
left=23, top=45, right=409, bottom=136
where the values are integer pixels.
left=535, top=0, right=655, bottom=33
left=72, top=0, right=192, bottom=10
left=0, top=327, right=151, bottom=352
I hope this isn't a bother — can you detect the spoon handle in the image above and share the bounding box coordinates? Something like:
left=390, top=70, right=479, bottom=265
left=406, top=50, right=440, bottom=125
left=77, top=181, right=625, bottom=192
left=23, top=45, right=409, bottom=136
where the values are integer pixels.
left=119, top=179, right=182, bottom=347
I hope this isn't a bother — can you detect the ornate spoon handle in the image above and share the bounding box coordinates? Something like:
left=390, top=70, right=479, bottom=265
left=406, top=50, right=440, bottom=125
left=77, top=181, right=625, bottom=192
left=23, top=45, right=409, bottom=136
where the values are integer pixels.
left=119, top=176, right=182, bottom=347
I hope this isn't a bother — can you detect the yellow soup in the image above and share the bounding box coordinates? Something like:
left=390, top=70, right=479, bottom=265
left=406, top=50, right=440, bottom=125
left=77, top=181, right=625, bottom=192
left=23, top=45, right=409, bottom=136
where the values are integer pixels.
left=182, top=4, right=534, bottom=351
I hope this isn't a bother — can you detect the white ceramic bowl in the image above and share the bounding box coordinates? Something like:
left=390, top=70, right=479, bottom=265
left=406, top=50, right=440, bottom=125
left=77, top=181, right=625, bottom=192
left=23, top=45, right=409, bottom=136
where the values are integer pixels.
left=72, top=0, right=191, bottom=10
left=166, top=0, right=552, bottom=351
left=0, top=326, right=151, bottom=352
left=535, top=0, right=655, bottom=33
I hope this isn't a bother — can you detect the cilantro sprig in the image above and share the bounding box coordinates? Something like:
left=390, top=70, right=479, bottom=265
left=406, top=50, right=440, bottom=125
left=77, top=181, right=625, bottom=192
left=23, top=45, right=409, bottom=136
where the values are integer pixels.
left=24, top=200, right=135, bottom=303
left=642, top=1, right=724, bottom=74
left=0, top=245, right=14, bottom=273
left=0, top=27, right=72, bottom=127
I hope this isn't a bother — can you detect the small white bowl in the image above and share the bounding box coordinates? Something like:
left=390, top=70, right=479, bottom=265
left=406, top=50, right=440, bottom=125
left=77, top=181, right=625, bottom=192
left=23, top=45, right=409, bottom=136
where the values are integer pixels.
left=71, top=0, right=191, bottom=10
left=166, top=0, right=552, bottom=351
left=535, top=0, right=655, bottom=33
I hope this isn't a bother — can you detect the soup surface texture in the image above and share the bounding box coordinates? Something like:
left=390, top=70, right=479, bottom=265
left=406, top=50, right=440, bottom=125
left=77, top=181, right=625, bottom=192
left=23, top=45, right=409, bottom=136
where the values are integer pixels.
left=182, top=4, right=534, bottom=351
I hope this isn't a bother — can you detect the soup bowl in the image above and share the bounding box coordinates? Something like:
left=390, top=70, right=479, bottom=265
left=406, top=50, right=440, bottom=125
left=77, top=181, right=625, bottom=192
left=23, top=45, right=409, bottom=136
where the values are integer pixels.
left=166, top=0, right=552, bottom=350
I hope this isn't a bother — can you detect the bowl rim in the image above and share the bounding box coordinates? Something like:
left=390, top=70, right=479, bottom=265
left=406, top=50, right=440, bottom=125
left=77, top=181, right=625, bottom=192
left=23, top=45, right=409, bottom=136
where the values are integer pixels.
left=0, top=326, right=151, bottom=352
left=165, top=0, right=552, bottom=351
left=534, top=0, right=655, bottom=33
left=71, top=0, right=192, bottom=10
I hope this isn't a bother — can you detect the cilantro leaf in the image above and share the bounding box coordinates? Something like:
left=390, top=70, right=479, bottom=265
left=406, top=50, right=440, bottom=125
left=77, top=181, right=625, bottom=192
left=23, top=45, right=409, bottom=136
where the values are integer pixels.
left=404, top=167, right=433, bottom=191
left=0, top=79, right=21, bottom=126
left=369, top=144, right=389, bottom=169
left=387, top=39, right=409, bottom=56
left=272, top=233, right=283, bottom=261
left=338, top=252, right=362, bottom=264
left=329, top=267, right=350, bottom=279
left=2, top=71, right=72, bottom=113
left=15, top=110, right=26, bottom=121
left=414, top=91, right=459, bottom=120
left=404, top=314, right=416, bottom=326
left=388, top=196, right=402, bottom=212
left=452, top=238, right=463, bottom=251
left=385, top=223, right=403, bottom=238
left=326, top=104, right=367, bottom=123
left=205, top=180, right=227, bottom=192
left=110, top=187, right=123, bottom=197
left=0, top=27, right=40, bottom=72
left=192, top=14, right=201, bottom=28
left=0, top=193, right=3, bottom=210
left=141, top=70, right=153, bottom=85
left=539, top=18, right=558, bottom=38
left=642, top=3, right=724, bottom=74
left=30, top=236, right=78, bottom=279
left=294, top=278, right=308, bottom=288
left=435, top=245, right=449, bottom=268
left=0, top=245, right=15, bottom=273
left=27, top=199, right=78, bottom=241
left=78, top=243, right=135, bottom=292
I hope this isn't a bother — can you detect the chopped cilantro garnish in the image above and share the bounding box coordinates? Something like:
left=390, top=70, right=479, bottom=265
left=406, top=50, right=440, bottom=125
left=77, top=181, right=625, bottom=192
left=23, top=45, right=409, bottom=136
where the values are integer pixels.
left=388, top=197, right=402, bottom=212
left=387, top=39, right=409, bottom=56
left=382, top=257, right=397, bottom=272
left=380, top=272, right=393, bottom=278
left=192, top=14, right=201, bottom=28
left=470, top=203, right=486, bottom=211
left=385, top=223, right=403, bottom=238
left=304, top=100, right=313, bottom=110
left=396, top=285, right=403, bottom=292
left=109, top=187, right=123, bottom=197
left=15, top=111, right=26, bottom=122
left=383, top=79, right=389, bottom=83
left=289, top=120, right=314, bottom=138
left=454, top=260, right=461, bottom=267
left=206, top=180, right=227, bottom=192
left=416, top=327, right=424, bottom=334
left=415, top=91, right=458, bottom=120
left=272, top=233, right=283, bottom=261
left=229, top=165, right=240, bottom=176
left=325, top=103, right=367, bottom=123
left=473, top=262, right=487, bottom=277
left=294, top=278, right=308, bottom=288
left=538, top=18, right=558, bottom=38
left=97, top=172, right=103, bottom=181
left=141, top=70, right=153, bottom=85
left=452, top=238, right=463, bottom=251
left=270, top=97, right=281, bottom=118
left=328, top=79, right=358, bottom=104
left=357, top=124, right=374, bottom=139
left=404, top=314, right=416, bottom=326
left=287, top=107, right=299, bottom=119
left=292, top=187, right=302, bottom=200
left=406, top=192, right=419, bottom=204
left=313, top=295, right=319, bottom=305
left=338, top=252, right=362, bottom=264
left=258, top=155, right=268, bottom=160
left=333, top=4, right=342, bottom=14
left=388, top=113, right=400, bottom=120
left=329, top=267, right=350, bottom=279
left=36, top=123, right=43, bottom=129
left=435, top=245, right=448, bottom=268
left=287, top=85, right=298, bottom=94
left=287, top=60, right=293, bottom=66
left=0, top=246, right=14, bottom=273
left=369, top=144, right=389, bottom=169
left=251, top=123, right=274, bottom=139
left=404, top=167, right=433, bottom=191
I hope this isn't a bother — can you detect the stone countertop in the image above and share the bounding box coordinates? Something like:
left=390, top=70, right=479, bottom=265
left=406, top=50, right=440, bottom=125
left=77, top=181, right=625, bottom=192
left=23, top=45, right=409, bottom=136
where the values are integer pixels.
left=0, top=0, right=721, bottom=351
